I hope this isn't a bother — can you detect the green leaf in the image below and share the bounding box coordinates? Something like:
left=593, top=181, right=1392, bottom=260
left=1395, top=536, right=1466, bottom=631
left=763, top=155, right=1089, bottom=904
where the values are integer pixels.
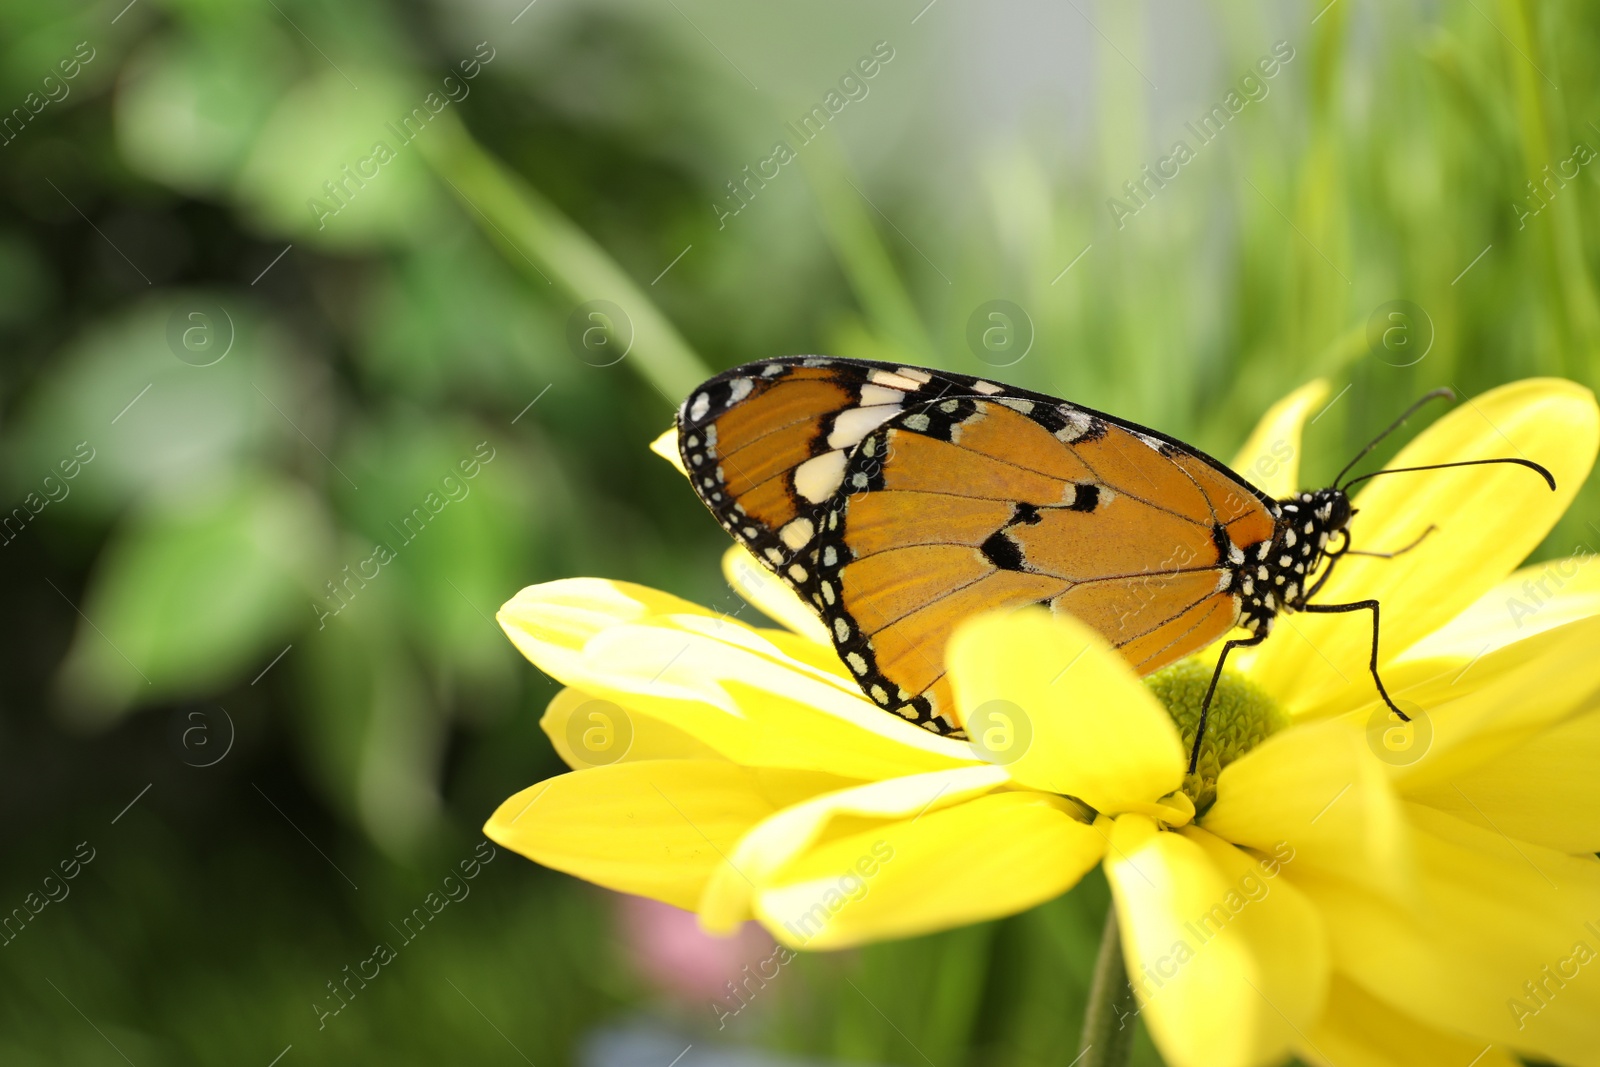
left=233, top=70, right=445, bottom=249
left=58, top=473, right=330, bottom=723
left=115, top=21, right=296, bottom=195
left=6, top=296, right=292, bottom=522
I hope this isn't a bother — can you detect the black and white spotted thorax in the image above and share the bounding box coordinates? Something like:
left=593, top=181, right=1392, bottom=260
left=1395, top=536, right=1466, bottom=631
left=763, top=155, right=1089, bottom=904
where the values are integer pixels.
left=1228, top=488, right=1353, bottom=635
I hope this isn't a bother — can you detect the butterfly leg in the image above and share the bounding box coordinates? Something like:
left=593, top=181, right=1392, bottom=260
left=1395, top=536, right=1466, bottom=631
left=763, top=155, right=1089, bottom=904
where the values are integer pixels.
left=1303, top=524, right=1437, bottom=603
left=1342, top=524, right=1437, bottom=559
left=1302, top=531, right=1348, bottom=602
left=1301, top=599, right=1408, bottom=722
left=1189, top=632, right=1268, bottom=774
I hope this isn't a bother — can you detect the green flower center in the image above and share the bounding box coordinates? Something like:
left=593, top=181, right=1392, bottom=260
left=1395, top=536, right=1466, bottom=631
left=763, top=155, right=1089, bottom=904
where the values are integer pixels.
left=1145, top=659, right=1288, bottom=813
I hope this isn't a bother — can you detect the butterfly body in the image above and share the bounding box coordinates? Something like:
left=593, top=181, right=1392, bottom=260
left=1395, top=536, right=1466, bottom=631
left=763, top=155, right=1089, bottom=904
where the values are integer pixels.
left=677, top=356, right=1367, bottom=738
left=1233, top=487, right=1352, bottom=636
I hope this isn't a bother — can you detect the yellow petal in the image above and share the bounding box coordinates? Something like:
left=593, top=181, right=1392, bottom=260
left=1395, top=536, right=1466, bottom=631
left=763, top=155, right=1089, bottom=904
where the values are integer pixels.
left=752, top=789, right=1103, bottom=949
left=1294, top=804, right=1600, bottom=1066
left=649, top=427, right=686, bottom=475
left=1104, top=816, right=1328, bottom=1067
left=1299, top=975, right=1521, bottom=1067
left=1400, top=550, right=1600, bottom=663
left=1202, top=716, right=1414, bottom=904
left=1378, top=614, right=1600, bottom=794
left=721, top=544, right=832, bottom=645
left=484, top=760, right=858, bottom=911
left=1229, top=379, right=1330, bottom=499
left=698, top=764, right=1013, bottom=932
left=498, top=579, right=975, bottom=780
left=1249, top=378, right=1599, bottom=712
left=1407, top=705, right=1600, bottom=854
left=541, top=686, right=722, bottom=770
left=947, top=609, right=1186, bottom=814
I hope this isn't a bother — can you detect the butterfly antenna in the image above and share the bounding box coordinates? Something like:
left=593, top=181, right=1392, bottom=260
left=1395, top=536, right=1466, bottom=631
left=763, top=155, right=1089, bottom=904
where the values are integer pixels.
left=1332, top=388, right=1457, bottom=490
left=1341, top=457, right=1556, bottom=492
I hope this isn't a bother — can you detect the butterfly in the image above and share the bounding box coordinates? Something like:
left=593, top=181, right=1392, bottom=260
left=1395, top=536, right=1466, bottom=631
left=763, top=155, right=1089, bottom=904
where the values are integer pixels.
left=675, top=357, right=1553, bottom=771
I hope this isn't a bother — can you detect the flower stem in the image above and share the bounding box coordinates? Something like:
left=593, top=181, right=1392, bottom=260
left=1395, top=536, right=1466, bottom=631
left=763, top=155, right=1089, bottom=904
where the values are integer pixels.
left=1077, top=904, right=1137, bottom=1067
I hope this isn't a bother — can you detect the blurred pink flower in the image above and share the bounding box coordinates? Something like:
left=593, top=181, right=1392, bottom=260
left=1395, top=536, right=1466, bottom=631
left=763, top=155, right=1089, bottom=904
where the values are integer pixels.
left=615, top=893, right=778, bottom=1002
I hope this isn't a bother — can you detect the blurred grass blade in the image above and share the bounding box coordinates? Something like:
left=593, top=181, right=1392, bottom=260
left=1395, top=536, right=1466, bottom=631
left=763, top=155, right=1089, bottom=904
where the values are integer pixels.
left=421, top=114, right=711, bottom=401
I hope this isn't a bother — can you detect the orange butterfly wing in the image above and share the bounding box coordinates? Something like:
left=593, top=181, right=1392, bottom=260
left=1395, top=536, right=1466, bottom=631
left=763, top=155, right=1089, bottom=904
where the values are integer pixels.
left=678, top=358, right=1279, bottom=735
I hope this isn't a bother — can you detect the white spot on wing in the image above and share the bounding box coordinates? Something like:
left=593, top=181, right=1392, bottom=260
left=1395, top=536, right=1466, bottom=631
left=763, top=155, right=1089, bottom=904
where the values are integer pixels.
left=779, top=517, right=814, bottom=550
left=727, top=378, right=754, bottom=404
left=794, top=451, right=849, bottom=503
left=827, top=404, right=900, bottom=448
left=1056, top=408, right=1093, bottom=442
left=998, top=398, right=1034, bottom=414
left=894, top=367, right=933, bottom=383
left=869, top=370, right=924, bottom=391
left=688, top=393, right=710, bottom=421
left=902, top=413, right=931, bottom=432
left=859, top=384, right=905, bottom=406
left=972, top=380, right=1004, bottom=395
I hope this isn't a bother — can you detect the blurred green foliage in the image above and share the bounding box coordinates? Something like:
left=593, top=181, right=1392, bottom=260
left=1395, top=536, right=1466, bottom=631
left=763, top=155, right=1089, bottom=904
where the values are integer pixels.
left=0, top=0, right=1595, bottom=1064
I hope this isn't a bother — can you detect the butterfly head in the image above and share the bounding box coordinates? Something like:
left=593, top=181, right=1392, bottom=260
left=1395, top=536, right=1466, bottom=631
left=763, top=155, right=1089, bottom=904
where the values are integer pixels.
left=1310, top=486, right=1353, bottom=535
left=1275, top=487, right=1353, bottom=564
left=1240, top=487, right=1355, bottom=627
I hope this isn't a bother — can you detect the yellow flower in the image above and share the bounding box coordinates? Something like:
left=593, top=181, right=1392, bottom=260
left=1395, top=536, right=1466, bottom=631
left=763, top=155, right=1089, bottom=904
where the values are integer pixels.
left=487, top=378, right=1600, bottom=1067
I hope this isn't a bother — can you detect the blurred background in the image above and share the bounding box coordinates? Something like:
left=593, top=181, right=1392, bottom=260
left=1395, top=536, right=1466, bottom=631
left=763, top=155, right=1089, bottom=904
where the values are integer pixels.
left=1, top=0, right=1595, bottom=1063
